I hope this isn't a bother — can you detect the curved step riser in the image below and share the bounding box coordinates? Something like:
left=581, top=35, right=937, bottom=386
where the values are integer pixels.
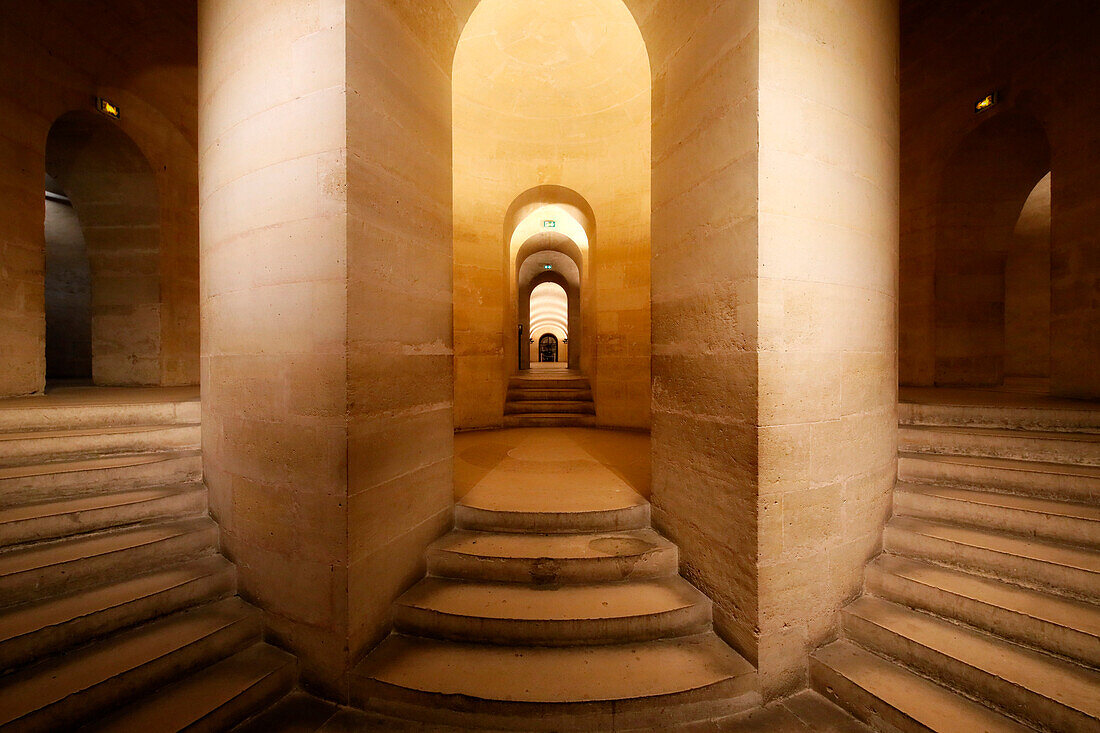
left=0, top=526, right=219, bottom=609
left=508, top=380, right=590, bottom=391
left=866, top=563, right=1100, bottom=669
left=898, top=455, right=1100, bottom=502
left=507, top=390, right=592, bottom=401
left=502, top=415, right=598, bottom=428
left=0, top=402, right=201, bottom=433
left=894, top=491, right=1100, bottom=549
left=884, top=526, right=1100, bottom=603
left=0, top=455, right=203, bottom=508
left=455, top=504, right=650, bottom=534
left=899, top=429, right=1100, bottom=466
left=0, top=488, right=207, bottom=548
left=899, top=403, right=1100, bottom=433
left=353, top=678, right=758, bottom=732
left=427, top=547, right=678, bottom=584
left=504, top=403, right=595, bottom=415
left=393, top=603, right=712, bottom=646
left=1, top=603, right=260, bottom=732
left=0, top=561, right=236, bottom=675
left=0, top=427, right=201, bottom=466
left=842, top=609, right=1096, bottom=733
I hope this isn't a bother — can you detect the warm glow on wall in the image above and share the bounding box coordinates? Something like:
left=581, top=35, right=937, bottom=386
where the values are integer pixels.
left=511, top=205, right=588, bottom=254
left=529, top=281, right=568, bottom=340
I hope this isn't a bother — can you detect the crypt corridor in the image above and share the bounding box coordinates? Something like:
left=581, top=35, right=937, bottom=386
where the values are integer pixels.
left=0, top=0, right=1098, bottom=731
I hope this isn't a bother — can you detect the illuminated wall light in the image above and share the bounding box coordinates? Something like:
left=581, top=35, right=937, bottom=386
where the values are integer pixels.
left=542, top=220, right=556, bottom=228
left=543, top=264, right=553, bottom=270
left=96, top=97, right=121, bottom=119
left=974, top=91, right=999, bottom=114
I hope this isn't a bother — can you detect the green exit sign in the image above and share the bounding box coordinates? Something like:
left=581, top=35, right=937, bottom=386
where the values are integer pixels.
left=542, top=220, right=556, bottom=228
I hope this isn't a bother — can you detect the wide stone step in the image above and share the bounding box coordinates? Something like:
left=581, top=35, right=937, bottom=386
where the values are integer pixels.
left=0, top=398, right=200, bottom=433
left=393, top=576, right=711, bottom=645
left=899, top=400, right=1100, bottom=433
left=0, top=517, right=219, bottom=608
left=811, top=640, right=1033, bottom=733
left=0, top=597, right=260, bottom=731
left=456, top=498, right=649, bottom=535
left=894, top=482, right=1100, bottom=548
left=84, top=643, right=296, bottom=733
left=0, top=483, right=207, bottom=548
left=867, top=554, right=1100, bottom=668
left=899, top=424, right=1100, bottom=465
left=898, top=451, right=1100, bottom=502
left=885, top=516, right=1100, bottom=602
left=0, top=424, right=200, bottom=467
left=506, top=389, right=592, bottom=402
left=508, top=377, right=590, bottom=391
left=504, top=400, right=595, bottom=415
left=350, top=632, right=758, bottom=731
left=842, top=596, right=1100, bottom=732
left=426, top=528, right=678, bottom=584
left=0, top=451, right=203, bottom=509
left=0, top=555, right=235, bottom=674
left=503, top=413, right=597, bottom=428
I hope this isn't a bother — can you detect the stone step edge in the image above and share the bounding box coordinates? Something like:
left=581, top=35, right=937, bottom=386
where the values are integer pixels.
left=898, top=451, right=1100, bottom=478
left=811, top=639, right=1035, bottom=733
left=0, top=423, right=201, bottom=442
left=0, top=449, right=203, bottom=478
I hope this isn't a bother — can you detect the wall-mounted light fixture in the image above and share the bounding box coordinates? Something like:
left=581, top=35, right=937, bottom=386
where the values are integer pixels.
left=974, top=91, right=999, bottom=114
left=96, top=97, right=121, bottom=120
left=542, top=220, right=556, bottom=228
left=543, top=264, right=553, bottom=270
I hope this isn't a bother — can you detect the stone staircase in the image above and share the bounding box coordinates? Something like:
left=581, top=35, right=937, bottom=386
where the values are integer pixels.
left=0, top=392, right=295, bottom=731
left=813, top=396, right=1100, bottom=732
left=504, top=370, right=596, bottom=427
left=351, top=481, right=758, bottom=730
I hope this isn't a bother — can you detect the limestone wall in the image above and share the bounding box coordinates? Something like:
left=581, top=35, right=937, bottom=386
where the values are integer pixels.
left=900, top=0, right=1100, bottom=398
left=756, top=0, right=899, bottom=695
left=199, top=0, right=351, bottom=691
left=0, top=2, right=199, bottom=395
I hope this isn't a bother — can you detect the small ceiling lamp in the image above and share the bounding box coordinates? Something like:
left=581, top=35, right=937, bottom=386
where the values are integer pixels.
left=96, top=97, right=120, bottom=119
left=974, top=91, right=999, bottom=114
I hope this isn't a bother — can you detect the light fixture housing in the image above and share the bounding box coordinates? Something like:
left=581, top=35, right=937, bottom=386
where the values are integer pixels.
left=975, top=91, right=999, bottom=113
left=96, top=97, right=120, bottom=119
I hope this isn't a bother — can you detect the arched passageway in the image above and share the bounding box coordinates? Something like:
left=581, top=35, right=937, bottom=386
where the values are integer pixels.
left=529, top=281, right=568, bottom=364
left=45, top=111, right=163, bottom=386
left=43, top=176, right=92, bottom=381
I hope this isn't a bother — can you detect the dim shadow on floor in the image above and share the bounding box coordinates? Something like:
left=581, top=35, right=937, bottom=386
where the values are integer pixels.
left=234, top=688, right=872, bottom=732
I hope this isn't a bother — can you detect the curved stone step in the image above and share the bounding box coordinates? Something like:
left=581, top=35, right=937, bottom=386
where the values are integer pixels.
left=508, top=377, right=590, bottom=391
left=899, top=424, right=1100, bottom=466
left=456, top=500, right=649, bottom=534
left=84, top=643, right=296, bottom=733
left=0, top=483, right=207, bottom=548
left=506, top=389, right=592, bottom=402
left=898, top=452, right=1100, bottom=502
left=811, top=640, right=1033, bottom=733
left=0, top=517, right=219, bottom=608
left=884, top=516, right=1100, bottom=602
left=426, top=528, right=677, bottom=584
left=503, top=413, right=598, bottom=428
left=393, top=576, right=711, bottom=645
left=0, top=424, right=201, bottom=467
left=899, top=399, right=1100, bottom=433
left=351, top=632, right=758, bottom=731
left=0, top=451, right=203, bottom=508
left=894, top=482, right=1100, bottom=548
left=0, top=597, right=260, bottom=731
left=504, top=401, right=595, bottom=415
left=842, top=596, right=1100, bottom=732
left=0, top=396, right=200, bottom=433
left=867, top=554, right=1100, bottom=668
left=0, top=555, right=236, bottom=674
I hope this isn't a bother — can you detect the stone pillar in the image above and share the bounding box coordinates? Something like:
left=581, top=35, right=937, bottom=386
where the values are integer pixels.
left=754, top=0, right=899, bottom=695
left=199, top=0, right=453, bottom=695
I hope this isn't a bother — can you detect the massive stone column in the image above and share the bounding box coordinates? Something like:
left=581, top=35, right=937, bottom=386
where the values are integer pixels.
left=199, top=0, right=454, bottom=694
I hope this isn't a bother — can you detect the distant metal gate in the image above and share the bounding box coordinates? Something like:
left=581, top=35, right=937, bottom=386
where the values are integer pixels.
left=538, top=334, right=558, bottom=363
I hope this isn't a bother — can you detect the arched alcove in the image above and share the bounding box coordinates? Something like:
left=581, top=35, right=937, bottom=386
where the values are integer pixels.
left=45, top=110, right=163, bottom=386
left=452, top=0, right=651, bottom=430
left=1005, top=172, right=1052, bottom=386
left=43, top=176, right=92, bottom=381
left=934, top=109, right=1051, bottom=387
left=530, top=281, right=569, bottom=364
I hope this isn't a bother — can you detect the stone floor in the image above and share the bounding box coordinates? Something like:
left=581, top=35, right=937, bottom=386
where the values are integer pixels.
left=237, top=689, right=872, bottom=732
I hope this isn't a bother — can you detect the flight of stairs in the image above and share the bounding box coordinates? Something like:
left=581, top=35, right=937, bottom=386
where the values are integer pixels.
left=351, top=491, right=759, bottom=729
left=813, top=396, right=1100, bottom=732
left=504, top=370, right=596, bottom=427
left=0, top=393, right=295, bottom=731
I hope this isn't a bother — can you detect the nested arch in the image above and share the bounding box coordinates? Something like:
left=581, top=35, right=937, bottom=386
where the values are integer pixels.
left=45, top=110, right=163, bottom=386
left=934, top=108, right=1051, bottom=387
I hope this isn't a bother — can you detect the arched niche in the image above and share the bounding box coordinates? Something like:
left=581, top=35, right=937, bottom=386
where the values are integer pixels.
left=520, top=269, right=578, bottom=369
left=933, top=109, right=1051, bottom=387
left=45, top=110, right=163, bottom=386
left=1005, top=172, right=1052, bottom=385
